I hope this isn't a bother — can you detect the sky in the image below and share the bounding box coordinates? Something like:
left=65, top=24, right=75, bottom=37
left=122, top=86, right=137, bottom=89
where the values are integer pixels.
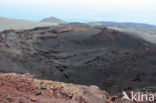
left=0, top=0, right=156, bottom=25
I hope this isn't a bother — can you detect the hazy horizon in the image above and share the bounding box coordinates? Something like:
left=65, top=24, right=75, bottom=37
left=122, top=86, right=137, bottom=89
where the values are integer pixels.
left=0, top=0, right=156, bottom=25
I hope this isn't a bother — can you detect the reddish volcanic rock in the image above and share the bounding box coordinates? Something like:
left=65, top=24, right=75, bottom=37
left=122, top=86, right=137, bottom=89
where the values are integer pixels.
left=95, top=28, right=124, bottom=41
left=0, top=73, right=111, bottom=103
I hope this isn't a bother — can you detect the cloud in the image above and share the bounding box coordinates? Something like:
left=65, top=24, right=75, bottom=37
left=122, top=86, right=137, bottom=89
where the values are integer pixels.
left=0, top=0, right=155, bottom=6
left=0, top=0, right=156, bottom=24
left=1, top=0, right=155, bottom=13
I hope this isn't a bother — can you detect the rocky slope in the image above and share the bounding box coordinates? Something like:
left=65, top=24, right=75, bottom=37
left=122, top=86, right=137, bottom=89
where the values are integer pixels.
left=0, top=24, right=156, bottom=96
left=0, top=73, right=156, bottom=103
left=0, top=73, right=112, bottom=103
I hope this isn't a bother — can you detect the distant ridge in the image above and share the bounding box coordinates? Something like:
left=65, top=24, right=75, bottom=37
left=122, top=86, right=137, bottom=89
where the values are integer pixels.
left=0, top=16, right=156, bottom=35
left=87, top=21, right=156, bottom=31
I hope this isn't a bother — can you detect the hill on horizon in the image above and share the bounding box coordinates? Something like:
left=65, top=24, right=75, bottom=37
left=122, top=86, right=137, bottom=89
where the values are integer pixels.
left=0, top=16, right=59, bottom=31
left=40, top=17, right=66, bottom=24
